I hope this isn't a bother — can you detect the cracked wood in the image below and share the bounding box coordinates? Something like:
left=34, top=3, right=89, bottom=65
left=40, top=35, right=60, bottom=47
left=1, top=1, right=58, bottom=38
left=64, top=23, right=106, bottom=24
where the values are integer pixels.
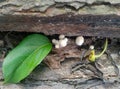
left=0, top=14, right=120, bottom=38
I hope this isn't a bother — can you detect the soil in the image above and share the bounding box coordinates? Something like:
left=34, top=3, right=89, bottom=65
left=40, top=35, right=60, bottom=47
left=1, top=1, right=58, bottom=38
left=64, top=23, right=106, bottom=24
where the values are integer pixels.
left=0, top=32, right=120, bottom=89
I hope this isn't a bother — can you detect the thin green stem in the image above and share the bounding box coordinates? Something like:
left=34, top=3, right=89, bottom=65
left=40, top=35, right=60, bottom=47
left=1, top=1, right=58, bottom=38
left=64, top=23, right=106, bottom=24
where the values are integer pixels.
left=95, top=38, right=108, bottom=58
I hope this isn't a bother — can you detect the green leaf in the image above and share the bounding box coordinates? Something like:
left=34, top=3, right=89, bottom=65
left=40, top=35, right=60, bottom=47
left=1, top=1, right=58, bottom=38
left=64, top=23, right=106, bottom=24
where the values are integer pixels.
left=2, top=34, right=52, bottom=83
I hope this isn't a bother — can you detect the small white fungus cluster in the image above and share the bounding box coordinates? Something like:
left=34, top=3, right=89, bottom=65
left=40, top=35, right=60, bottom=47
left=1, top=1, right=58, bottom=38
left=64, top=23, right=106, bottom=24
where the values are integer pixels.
left=52, top=35, right=85, bottom=48
left=52, top=35, right=68, bottom=49
left=75, top=36, right=84, bottom=46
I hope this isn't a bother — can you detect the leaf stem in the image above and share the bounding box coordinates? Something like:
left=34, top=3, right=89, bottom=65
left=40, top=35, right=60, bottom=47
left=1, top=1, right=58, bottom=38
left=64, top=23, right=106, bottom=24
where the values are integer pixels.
left=95, top=38, right=108, bottom=58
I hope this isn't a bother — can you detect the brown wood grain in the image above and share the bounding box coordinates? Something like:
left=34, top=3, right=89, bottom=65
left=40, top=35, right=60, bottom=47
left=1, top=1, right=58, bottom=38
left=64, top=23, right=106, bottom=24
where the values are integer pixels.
left=0, top=14, right=120, bottom=38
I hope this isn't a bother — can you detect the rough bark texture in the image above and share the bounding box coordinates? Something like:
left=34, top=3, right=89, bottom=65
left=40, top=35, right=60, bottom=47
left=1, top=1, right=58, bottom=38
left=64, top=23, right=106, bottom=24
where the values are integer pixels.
left=0, top=14, right=120, bottom=38
left=0, top=32, right=120, bottom=89
left=1, top=0, right=120, bottom=16
left=0, top=0, right=120, bottom=89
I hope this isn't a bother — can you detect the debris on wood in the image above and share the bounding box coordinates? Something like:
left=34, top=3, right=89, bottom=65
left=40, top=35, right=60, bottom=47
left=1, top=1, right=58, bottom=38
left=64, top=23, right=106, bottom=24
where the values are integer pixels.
left=0, top=31, right=119, bottom=88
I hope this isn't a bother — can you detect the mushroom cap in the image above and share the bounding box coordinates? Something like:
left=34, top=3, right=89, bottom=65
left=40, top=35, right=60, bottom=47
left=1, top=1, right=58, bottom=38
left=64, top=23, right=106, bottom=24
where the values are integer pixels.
left=59, top=39, right=67, bottom=47
left=55, top=44, right=60, bottom=49
left=75, top=36, right=84, bottom=46
left=89, top=45, right=94, bottom=50
left=52, top=39, right=59, bottom=45
left=59, top=34, right=65, bottom=40
left=64, top=38, right=68, bottom=42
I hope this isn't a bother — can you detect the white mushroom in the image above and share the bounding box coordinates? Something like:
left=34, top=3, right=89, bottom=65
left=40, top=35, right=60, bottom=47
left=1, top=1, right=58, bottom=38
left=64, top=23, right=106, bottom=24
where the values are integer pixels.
left=89, top=45, right=94, bottom=50
left=55, top=44, right=60, bottom=49
left=59, top=39, right=67, bottom=47
left=52, top=34, right=68, bottom=49
left=75, top=36, right=84, bottom=46
left=59, top=34, right=65, bottom=40
left=52, top=39, right=59, bottom=45
left=64, top=38, right=68, bottom=42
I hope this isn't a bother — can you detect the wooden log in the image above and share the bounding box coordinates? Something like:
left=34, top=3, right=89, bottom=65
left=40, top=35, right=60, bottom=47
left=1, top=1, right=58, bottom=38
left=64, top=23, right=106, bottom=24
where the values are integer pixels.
left=0, top=14, right=120, bottom=38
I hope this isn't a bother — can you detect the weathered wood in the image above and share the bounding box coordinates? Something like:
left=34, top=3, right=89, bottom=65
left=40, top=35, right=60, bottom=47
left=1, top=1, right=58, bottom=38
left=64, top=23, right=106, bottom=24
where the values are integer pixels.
left=0, top=32, right=120, bottom=89
left=0, top=0, right=120, bottom=16
left=0, top=14, right=120, bottom=38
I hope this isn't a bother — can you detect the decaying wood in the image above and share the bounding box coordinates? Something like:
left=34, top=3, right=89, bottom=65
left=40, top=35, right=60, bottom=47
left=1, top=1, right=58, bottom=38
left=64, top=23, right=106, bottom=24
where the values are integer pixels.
left=0, top=32, right=120, bottom=89
left=44, top=39, right=81, bottom=69
left=0, top=14, right=120, bottom=38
